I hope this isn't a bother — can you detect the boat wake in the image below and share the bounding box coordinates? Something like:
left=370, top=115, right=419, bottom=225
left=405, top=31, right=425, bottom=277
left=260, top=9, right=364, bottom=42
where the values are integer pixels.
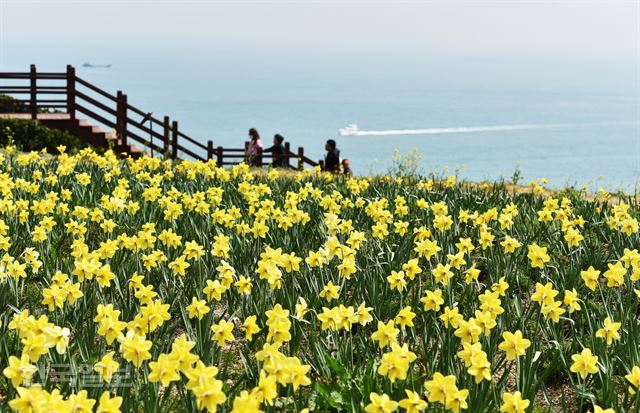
left=338, top=122, right=589, bottom=136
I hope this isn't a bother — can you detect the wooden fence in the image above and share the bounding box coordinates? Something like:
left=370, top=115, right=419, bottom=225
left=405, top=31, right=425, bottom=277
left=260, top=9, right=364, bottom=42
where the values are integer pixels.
left=0, top=65, right=320, bottom=168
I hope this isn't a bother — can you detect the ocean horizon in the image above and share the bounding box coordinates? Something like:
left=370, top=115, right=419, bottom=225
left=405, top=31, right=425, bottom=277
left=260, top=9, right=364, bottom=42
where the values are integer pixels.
left=2, top=50, right=639, bottom=190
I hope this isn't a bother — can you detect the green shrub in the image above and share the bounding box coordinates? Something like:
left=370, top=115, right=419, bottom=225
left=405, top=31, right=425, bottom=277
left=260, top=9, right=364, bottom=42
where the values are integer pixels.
left=0, top=118, right=89, bottom=154
left=0, top=94, right=29, bottom=113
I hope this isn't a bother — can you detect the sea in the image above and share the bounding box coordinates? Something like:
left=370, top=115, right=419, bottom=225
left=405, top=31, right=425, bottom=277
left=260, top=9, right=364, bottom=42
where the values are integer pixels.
left=2, top=50, right=639, bottom=190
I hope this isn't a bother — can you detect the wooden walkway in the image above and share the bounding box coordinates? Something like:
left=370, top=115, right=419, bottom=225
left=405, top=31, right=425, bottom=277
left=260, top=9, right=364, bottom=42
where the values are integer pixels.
left=0, top=65, right=320, bottom=168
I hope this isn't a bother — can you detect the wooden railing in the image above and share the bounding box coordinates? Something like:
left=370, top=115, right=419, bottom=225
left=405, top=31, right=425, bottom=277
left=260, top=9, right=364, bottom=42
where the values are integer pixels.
left=0, top=64, right=320, bottom=168
left=215, top=142, right=319, bottom=169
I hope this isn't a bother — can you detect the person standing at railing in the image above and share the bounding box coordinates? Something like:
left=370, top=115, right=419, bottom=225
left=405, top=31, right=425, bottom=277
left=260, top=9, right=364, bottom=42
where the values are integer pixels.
left=323, top=139, right=341, bottom=172
left=263, top=134, right=286, bottom=167
left=245, top=128, right=263, bottom=166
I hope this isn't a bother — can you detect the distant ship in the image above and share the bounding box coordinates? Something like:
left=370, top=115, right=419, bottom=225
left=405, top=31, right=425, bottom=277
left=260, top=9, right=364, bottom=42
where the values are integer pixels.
left=339, top=124, right=359, bottom=135
left=83, top=63, right=112, bottom=68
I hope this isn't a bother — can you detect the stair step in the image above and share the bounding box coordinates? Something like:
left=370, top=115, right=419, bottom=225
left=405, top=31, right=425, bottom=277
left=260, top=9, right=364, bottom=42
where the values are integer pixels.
left=0, top=113, right=72, bottom=120
left=3, top=112, right=159, bottom=160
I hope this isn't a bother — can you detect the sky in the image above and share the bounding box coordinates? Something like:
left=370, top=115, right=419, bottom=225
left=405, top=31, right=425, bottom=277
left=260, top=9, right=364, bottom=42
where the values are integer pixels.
left=0, top=0, right=638, bottom=185
left=0, top=0, right=638, bottom=65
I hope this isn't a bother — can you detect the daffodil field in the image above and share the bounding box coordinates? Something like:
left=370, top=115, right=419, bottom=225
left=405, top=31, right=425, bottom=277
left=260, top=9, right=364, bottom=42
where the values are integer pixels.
left=0, top=147, right=639, bottom=413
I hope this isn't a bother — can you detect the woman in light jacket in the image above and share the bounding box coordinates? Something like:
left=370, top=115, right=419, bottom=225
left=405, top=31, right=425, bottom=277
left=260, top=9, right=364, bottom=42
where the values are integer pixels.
left=245, top=128, right=263, bottom=166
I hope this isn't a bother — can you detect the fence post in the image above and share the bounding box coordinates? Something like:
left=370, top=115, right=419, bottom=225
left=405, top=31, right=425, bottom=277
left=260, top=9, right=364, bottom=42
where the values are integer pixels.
left=284, top=142, right=290, bottom=167
left=207, top=140, right=214, bottom=160
left=257, top=147, right=263, bottom=167
left=163, top=116, right=170, bottom=157
left=216, top=146, right=223, bottom=167
left=116, top=91, right=128, bottom=146
left=171, top=121, right=179, bottom=159
left=319, top=160, right=325, bottom=170
left=66, top=65, right=76, bottom=119
left=297, top=147, right=304, bottom=170
left=30, top=64, right=37, bottom=119
left=243, top=141, right=249, bottom=165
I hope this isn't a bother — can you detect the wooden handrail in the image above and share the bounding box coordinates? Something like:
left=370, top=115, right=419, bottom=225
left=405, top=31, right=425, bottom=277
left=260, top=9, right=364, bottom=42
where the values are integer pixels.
left=0, top=73, right=65, bottom=79
left=127, top=129, right=165, bottom=154
left=0, top=64, right=322, bottom=169
left=126, top=102, right=165, bottom=126
left=0, top=86, right=66, bottom=93
left=35, top=86, right=65, bottom=90
left=175, top=145, right=202, bottom=160
left=75, top=77, right=117, bottom=101
left=217, top=153, right=302, bottom=159
left=33, top=73, right=67, bottom=79
left=298, top=155, right=318, bottom=167
left=126, top=102, right=152, bottom=118
left=75, top=91, right=117, bottom=116
left=25, top=99, right=66, bottom=104
left=75, top=103, right=117, bottom=129
left=177, top=130, right=208, bottom=151
left=212, top=143, right=319, bottom=169
left=126, top=116, right=170, bottom=141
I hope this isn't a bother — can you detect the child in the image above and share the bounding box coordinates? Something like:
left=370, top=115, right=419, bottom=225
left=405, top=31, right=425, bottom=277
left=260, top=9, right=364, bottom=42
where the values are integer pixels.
left=341, top=159, right=353, bottom=176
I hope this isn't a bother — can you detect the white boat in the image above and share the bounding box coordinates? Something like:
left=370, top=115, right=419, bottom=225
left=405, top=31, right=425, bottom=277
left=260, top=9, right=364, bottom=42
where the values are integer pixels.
left=339, top=124, right=359, bottom=135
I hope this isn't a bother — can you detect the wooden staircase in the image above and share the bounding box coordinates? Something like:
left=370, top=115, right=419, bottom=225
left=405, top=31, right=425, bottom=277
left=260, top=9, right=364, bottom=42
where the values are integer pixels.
left=0, top=64, right=322, bottom=168
left=0, top=113, right=144, bottom=156
left=0, top=64, right=210, bottom=160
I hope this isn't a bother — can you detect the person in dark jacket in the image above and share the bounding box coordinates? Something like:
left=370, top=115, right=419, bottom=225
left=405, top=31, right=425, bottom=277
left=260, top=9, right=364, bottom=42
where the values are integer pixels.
left=263, top=134, right=286, bottom=167
left=324, top=139, right=340, bottom=172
